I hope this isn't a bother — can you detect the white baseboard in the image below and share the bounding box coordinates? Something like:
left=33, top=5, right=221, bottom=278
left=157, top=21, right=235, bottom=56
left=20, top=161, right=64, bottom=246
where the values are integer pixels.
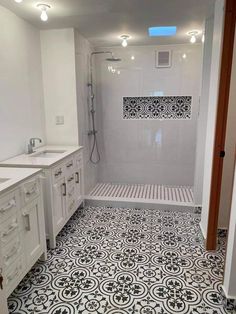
left=85, top=198, right=195, bottom=212
left=221, top=285, right=236, bottom=303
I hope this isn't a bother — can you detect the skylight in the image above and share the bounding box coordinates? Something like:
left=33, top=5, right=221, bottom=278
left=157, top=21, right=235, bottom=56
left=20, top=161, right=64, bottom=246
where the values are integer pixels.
left=148, top=26, right=177, bottom=37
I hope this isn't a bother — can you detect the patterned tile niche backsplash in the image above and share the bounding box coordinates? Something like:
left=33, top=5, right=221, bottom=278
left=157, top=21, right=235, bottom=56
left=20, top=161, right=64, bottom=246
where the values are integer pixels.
left=123, top=96, right=192, bottom=120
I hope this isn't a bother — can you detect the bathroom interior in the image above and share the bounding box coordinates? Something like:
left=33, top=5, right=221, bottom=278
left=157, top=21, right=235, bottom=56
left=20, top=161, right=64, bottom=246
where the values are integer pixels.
left=0, top=0, right=236, bottom=313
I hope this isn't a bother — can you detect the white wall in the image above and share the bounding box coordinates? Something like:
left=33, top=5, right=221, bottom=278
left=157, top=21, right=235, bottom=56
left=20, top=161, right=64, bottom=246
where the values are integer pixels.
left=200, top=0, right=225, bottom=238
left=0, top=5, right=45, bottom=161
left=95, top=45, right=202, bottom=186
left=40, top=29, right=79, bottom=146
left=218, top=29, right=236, bottom=229
left=219, top=25, right=236, bottom=304
left=222, top=164, right=236, bottom=299
left=74, top=30, right=98, bottom=194
left=194, top=15, right=214, bottom=206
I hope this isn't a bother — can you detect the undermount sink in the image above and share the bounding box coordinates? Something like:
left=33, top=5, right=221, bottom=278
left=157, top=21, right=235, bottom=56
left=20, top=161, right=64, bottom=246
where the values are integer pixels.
left=31, top=150, right=66, bottom=158
left=0, top=178, right=10, bottom=184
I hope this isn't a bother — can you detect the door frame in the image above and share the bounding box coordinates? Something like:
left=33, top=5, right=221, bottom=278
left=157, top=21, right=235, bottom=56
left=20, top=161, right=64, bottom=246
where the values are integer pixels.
left=206, top=0, right=236, bottom=250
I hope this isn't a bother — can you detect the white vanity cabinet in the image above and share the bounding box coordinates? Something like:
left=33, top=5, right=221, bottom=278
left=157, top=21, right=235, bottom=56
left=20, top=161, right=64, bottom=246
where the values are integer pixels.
left=41, top=149, right=84, bottom=248
left=0, top=146, right=84, bottom=250
left=0, top=168, right=47, bottom=306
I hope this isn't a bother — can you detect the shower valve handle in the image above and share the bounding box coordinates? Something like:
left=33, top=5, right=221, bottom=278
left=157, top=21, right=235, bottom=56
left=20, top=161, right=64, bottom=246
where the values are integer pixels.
left=88, top=130, right=98, bottom=136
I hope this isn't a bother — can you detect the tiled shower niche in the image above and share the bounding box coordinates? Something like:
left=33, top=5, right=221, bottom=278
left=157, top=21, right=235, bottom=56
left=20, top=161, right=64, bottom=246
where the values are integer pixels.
left=123, top=96, right=192, bottom=120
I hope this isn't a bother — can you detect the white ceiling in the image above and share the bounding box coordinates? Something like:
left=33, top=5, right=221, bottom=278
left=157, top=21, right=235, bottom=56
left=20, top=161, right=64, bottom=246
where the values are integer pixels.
left=0, top=0, right=215, bottom=47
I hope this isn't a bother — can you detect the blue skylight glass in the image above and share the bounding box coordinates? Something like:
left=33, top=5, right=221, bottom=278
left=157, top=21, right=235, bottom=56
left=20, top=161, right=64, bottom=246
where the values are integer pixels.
left=148, top=26, right=177, bottom=37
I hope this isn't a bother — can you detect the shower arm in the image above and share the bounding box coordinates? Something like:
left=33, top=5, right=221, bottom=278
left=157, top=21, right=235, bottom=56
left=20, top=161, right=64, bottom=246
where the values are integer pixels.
left=89, top=51, right=114, bottom=98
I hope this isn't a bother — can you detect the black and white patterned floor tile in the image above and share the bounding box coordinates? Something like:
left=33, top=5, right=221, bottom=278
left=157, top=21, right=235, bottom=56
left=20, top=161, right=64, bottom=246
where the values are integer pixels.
left=8, top=206, right=229, bottom=314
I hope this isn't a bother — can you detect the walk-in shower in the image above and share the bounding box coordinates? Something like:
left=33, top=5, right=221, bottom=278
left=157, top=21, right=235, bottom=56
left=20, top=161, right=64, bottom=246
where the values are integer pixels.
left=88, top=51, right=121, bottom=164
left=85, top=44, right=203, bottom=210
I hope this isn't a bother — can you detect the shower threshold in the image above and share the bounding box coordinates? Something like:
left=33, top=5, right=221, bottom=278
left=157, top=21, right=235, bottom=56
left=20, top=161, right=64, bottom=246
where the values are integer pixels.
left=85, top=183, right=195, bottom=210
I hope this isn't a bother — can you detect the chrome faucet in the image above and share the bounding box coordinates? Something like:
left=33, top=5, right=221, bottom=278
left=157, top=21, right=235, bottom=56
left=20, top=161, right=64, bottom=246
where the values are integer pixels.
left=28, top=138, right=42, bottom=154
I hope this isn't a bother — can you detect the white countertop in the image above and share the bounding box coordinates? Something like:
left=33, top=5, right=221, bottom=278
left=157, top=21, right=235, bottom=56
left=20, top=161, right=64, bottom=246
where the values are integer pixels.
left=0, top=145, right=83, bottom=169
left=0, top=167, right=42, bottom=195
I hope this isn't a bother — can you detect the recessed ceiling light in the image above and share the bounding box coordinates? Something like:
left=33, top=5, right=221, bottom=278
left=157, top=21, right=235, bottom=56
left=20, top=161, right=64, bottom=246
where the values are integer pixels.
left=37, top=4, right=51, bottom=22
left=149, top=26, right=177, bottom=37
left=15, top=0, right=23, bottom=3
left=131, top=55, right=135, bottom=60
left=120, top=35, right=130, bottom=48
left=182, top=53, right=187, bottom=59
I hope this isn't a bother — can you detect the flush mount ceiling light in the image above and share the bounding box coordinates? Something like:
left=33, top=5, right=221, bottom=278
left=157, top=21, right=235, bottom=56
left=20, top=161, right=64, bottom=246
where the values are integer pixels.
left=14, top=0, right=23, bottom=3
left=120, top=35, right=130, bottom=47
left=37, top=4, right=51, bottom=22
left=187, top=30, right=201, bottom=44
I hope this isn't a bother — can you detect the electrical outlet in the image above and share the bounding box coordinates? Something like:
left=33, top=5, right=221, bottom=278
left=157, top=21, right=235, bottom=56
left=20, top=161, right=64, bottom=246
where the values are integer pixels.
left=56, top=116, right=64, bottom=125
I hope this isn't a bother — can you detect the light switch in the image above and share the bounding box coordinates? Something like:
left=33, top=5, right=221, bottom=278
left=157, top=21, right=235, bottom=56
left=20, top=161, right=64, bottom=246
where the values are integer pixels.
left=56, top=116, right=64, bottom=125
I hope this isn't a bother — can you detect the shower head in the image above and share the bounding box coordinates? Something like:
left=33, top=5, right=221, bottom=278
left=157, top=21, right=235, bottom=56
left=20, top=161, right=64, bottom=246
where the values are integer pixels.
left=91, top=51, right=121, bottom=62
left=106, top=57, right=122, bottom=62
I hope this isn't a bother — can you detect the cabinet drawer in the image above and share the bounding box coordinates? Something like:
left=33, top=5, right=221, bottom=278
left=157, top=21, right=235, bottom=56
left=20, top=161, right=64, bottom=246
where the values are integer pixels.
left=65, top=158, right=74, bottom=174
left=52, top=163, right=65, bottom=183
left=4, top=255, right=24, bottom=296
left=0, top=190, right=20, bottom=223
left=0, top=214, right=21, bottom=246
left=2, top=235, right=22, bottom=269
left=21, top=178, right=40, bottom=205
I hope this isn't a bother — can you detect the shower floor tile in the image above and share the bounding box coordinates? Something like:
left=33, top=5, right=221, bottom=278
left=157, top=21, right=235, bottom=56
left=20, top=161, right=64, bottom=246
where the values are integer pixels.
left=8, top=206, right=228, bottom=314
left=87, top=183, right=194, bottom=206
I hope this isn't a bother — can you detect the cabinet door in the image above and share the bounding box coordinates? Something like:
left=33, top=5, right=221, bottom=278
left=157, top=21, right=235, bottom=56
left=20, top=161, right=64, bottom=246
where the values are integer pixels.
left=0, top=286, right=8, bottom=314
left=22, top=198, right=45, bottom=268
left=52, top=178, right=66, bottom=234
left=74, top=152, right=84, bottom=208
left=65, top=172, right=75, bottom=216
left=0, top=244, right=9, bottom=314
